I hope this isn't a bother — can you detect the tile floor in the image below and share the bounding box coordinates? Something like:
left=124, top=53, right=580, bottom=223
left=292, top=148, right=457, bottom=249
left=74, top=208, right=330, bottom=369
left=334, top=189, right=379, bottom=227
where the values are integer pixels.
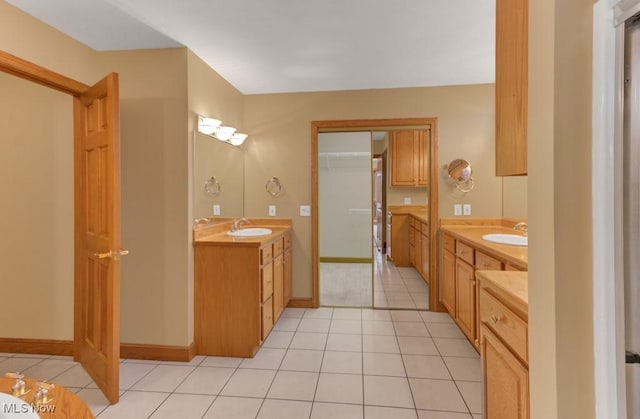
left=319, top=248, right=430, bottom=309
left=0, top=308, right=481, bottom=419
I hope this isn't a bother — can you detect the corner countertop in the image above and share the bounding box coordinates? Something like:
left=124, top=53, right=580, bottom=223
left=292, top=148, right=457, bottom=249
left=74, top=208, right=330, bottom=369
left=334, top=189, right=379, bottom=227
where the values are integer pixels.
left=476, top=270, right=528, bottom=319
left=440, top=223, right=528, bottom=270
left=387, top=205, right=429, bottom=224
left=193, top=218, right=292, bottom=247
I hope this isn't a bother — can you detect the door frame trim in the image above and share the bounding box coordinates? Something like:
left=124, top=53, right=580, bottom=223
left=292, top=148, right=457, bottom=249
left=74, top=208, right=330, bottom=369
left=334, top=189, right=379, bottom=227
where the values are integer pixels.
left=311, top=118, right=441, bottom=311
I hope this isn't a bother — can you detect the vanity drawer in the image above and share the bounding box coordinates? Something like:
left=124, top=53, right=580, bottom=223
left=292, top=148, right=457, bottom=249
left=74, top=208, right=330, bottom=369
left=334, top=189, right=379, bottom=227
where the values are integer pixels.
left=261, top=265, right=273, bottom=303
left=456, top=241, right=475, bottom=265
left=261, top=245, right=273, bottom=265
left=442, top=233, right=455, bottom=253
left=284, top=233, right=292, bottom=250
left=261, top=296, right=274, bottom=340
left=476, top=251, right=503, bottom=270
left=273, top=238, right=284, bottom=256
left=480, top=289, right=528, bottom=364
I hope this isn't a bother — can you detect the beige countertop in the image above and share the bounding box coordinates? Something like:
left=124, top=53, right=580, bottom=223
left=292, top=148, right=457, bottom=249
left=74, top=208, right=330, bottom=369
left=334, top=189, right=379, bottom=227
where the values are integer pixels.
left=193, top=218, right=292, bottom=246
left=387, top=205, right=429, bottom=224
left=441, top=224, right=528, bottom=270
left=476, top=270, right=528, bottom=319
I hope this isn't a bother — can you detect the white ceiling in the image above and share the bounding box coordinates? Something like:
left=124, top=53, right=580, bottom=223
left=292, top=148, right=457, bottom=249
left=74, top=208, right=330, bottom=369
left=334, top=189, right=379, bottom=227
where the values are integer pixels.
left=7, top=0, right=495, bottom=94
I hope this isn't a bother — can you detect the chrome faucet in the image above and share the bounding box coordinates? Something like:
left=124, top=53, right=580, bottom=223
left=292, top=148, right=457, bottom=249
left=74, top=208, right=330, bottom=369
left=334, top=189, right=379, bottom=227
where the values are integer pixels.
left=231, top=217, right=250, bottom=232
left=513, top=221, right=528, bottom=237
left=194, top=218, right=211, bottom=227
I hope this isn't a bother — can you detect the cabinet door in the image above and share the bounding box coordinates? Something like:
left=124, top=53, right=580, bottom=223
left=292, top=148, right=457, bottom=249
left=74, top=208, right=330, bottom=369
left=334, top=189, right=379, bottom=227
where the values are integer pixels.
left=273, top=254, right=284, bottom=320
left=420, top=230, right=429, bottom=283
left=418, top=130, right=429, bottom=185
left=390, top=131, right=419, bottom=186
left=495, top=0, right=528, bottom=175
left=481, top=326, right=529, bottom=419
left=441, top=250, right=456, bottom=315
left=455, top=258, right=476, bottom=342
left=284, top=248, right=292, bottom=306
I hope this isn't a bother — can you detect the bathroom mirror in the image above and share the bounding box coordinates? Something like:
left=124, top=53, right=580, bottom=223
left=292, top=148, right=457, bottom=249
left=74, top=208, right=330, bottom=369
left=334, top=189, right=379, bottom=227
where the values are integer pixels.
left=193, top=132, right=244, bottom=219
left=447, top=158, right=474, bottom=192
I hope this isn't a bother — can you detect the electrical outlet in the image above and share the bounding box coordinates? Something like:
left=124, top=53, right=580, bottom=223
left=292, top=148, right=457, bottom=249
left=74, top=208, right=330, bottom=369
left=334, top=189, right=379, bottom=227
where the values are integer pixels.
left=454, top=204, right=462, bottom=216
left=213, top=204, right=220, bottom=216
left=404, top=197, right=411, bottom=204
left=300, top=205, right=311, bottom=216
left=269, top=205, right=276, bottom=216
left=463, top=204, right=471, bottom=216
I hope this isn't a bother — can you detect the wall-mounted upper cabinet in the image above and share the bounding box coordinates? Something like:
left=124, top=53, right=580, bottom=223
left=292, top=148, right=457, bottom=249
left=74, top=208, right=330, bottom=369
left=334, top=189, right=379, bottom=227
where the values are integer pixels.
left=390, top=130, right=428, bottom=186
left=495, top=0, right=528, bottom=176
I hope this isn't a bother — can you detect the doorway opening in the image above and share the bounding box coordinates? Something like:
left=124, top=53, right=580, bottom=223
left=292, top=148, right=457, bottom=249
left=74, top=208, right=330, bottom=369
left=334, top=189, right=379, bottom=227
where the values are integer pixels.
left=311, top=118, right=440, bottom=311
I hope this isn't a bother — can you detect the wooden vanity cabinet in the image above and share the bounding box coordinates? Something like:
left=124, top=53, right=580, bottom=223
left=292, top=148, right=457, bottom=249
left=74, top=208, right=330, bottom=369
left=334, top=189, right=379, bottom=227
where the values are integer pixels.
left=409, top=216, right=430, bottom=284
left=195, top=230, right=292, bottom=357
left=390, top=130, right=428, bottom=186
left=480, top=281, right=529, bottom=419
left=455, top=257, right=476, bottom=342
left=388, top=213, right=410, bottom=266
left=495, top=0, right=528, bottom=176
left=441, top=237, right=456, bottom=314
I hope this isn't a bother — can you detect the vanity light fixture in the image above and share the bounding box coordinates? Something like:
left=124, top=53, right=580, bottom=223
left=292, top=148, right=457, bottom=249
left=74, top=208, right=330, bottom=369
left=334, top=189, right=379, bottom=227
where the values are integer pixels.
left=196, top=115, right=248, bottom=146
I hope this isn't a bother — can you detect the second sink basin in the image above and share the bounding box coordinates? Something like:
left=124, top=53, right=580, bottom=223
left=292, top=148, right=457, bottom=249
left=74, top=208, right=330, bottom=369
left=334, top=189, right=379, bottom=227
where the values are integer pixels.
left=228, top=227, right=273, bottom=237
left=482, top=233, right=528, bottom=247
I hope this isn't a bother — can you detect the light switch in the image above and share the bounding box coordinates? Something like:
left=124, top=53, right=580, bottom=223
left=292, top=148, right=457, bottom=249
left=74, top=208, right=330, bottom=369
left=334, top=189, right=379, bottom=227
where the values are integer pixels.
left=300, top=205, right=311, bottom=216
left=454, top=204, right=462, bottom=216
left=269, top=205, right=276, bottom=216
left=213, top=204, right=220, bottom=215
left=463, top=204, right=471, bottom=216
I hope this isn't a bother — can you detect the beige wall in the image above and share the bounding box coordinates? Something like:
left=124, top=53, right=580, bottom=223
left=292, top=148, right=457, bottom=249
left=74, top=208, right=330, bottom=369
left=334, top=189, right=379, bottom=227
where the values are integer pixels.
left=243, top=84, right=500, bottom=298
left=528, top=0, right=594, bottom=418
left=502, top=177, right=528, bottom=218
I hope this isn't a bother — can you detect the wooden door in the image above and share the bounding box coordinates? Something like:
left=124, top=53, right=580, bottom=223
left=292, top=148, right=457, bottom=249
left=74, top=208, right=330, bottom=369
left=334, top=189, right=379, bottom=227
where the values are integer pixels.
left=455, top=258, right=476, bottom=342
left=74, top=73, right=122, bottom=404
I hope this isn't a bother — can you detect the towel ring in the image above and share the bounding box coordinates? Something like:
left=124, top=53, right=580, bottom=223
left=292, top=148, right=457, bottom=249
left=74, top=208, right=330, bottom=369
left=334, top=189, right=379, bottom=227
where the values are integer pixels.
left=265, top=176, right=283, bottom=197
left=204, top=176, right=221, bottom=196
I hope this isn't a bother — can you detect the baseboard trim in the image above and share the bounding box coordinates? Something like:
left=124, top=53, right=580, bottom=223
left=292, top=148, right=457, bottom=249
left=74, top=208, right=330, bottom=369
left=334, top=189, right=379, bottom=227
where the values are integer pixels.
left=287, top=298, right=314, bottom=308
left=0, top=338, right=73, bottom=356
left=0, top=338, right=196, bottom=362
left=120, top=342, right=195, bottom=362
left=319, top=257, right=373, bottom=263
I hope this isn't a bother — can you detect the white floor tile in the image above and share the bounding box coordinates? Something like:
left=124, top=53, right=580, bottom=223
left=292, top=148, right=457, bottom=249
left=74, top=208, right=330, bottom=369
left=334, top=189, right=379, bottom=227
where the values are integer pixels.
left=402, top=355, right=451, bottom=380
left=443, top=357, right=482, bottom=382
left=321, top=351, right=362, bottom=375
left=311, top=401, right=363, bottom=419
left=149, top=393, right=215, bottom=419
left=257, top=399, right=312, bottom=419
left=433, top=338, right=479, bottom=358
left=202, top=396, right=263, bottom=419
left=363, top=375, right=414, bottom=408
left=118, top=362, right=160, bottom=390
left=363, top=320, right=395, bottom=336
left=23, top=358, right=76, bottom=381
left=362, top=335, right=400, bottom=353
left=266, top=370, right=319, bottom=401
left=397, top=337, right=439, bottom=356
left=201, top=356, right=243, bottom=368
left=52, top=363, right=94, bottom=388
left=325, top=334, right=362, bottom=352
left=298, top=318, right=331, bottom=333
left=282, top=308, right=307, bottom=318
left=130, top=365, right=195, bottom=392
left=456, top=381, right=482, bottom=414
left=161, top=355, right=206, bottom=366
left=97, top=390, right=169, bottom=419
left=363, top=352, right=406, bottom=377
left=426, top=323, right=466, bottom=339
left=409, top=378, right=468, bottom=412
left=332, top=308, right=363, bottom=320
left=76, top=388, right=110, bottom=417
left=263, top=331, right=295, bottom=349
left=420, top=311, right=455, bottom=324
left=280, top=349, right=324, bottom=372
left=364, top=405, right=418, bottom=419
left=0, top=357, right=45, bottom=374
left=175, top=366, right=235, bottom=394
left=303, top=307, right=334, bottom=319
left=394, top=321, right=430, bottom=337
left=330, top=319, right=362, bottom=334
left=361, top=309, right=391, bottom=321
left=290, top=332, right=328, bottom=350
left=239, top=348, right=286, bottom=370
left=315, top=373, right=363, bottom=404
left=273, top=317, right=301, bottom=332
left=220, top=368, right=276, bottom=398
left=391, top=310, right=424, bottom=322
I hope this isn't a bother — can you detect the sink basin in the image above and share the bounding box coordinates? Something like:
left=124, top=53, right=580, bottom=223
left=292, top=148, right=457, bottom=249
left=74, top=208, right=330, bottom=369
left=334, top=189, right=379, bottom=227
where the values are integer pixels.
left=482, top=233, right=528, bottom=247
left=227, top=227, right=273, bottom=237
left=0, top=392, right=39, bottom=418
